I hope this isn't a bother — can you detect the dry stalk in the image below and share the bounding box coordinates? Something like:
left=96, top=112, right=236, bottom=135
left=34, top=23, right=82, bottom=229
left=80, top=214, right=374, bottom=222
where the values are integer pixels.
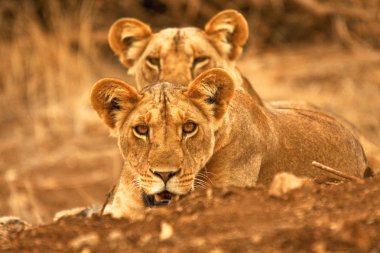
left=75, top=187, right=97, bottom=205
left=312, top=161, right=363, bottom=183
left=100, top=185, right=116, bottom=216
left=23, top=180, right=48, bottom=224
left=5, top=171, right=31, bottom=222
left=290, top=0, right=376, bottom=21
left=333, top=16, right=361, bottom=49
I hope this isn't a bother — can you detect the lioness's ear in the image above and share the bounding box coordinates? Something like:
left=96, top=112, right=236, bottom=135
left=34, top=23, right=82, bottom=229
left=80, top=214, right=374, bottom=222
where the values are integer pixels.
left=204, top=10, right=248, bottom=61
left=91, top=78, right=141, bottom=134
left=108, top=18, right=152, bottom=69
left=186, top=68, right=235, bottom=122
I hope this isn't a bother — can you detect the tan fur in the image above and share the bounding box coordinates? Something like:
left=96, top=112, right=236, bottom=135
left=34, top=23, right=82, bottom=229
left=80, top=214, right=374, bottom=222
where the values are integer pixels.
left=108, top=10, right=262, bottom=103
left=91, top=68, right=368, bottom=219
left=108, top=9, right=380, bottom=174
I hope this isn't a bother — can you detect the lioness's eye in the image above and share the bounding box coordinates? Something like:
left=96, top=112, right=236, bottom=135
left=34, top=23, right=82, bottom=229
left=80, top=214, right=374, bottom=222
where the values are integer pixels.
left=193, top=56, right=209, bottom=66
left=183, top=121, right=198, bottom=135
left=146, top=56, right=160, bottom=67
left=134, top=124, right=149, bottom=136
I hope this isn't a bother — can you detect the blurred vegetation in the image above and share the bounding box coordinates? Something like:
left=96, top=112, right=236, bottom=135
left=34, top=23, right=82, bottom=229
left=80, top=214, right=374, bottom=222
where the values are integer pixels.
left=0, top=0, right=379, bottom=141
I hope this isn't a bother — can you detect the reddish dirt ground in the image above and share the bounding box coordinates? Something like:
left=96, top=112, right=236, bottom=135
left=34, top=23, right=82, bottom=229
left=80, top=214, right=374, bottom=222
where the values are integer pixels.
left=1, top=45, right=380, bottom=252
left=3, top=175, right=380, bottom=253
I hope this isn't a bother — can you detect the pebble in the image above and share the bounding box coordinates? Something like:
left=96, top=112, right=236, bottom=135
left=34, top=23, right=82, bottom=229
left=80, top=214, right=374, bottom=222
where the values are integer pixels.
left=269, top=172, right=309, bottom=197
left=159, top=221, right=174, bottom=241
left=69, top=232, right=99, bottom=250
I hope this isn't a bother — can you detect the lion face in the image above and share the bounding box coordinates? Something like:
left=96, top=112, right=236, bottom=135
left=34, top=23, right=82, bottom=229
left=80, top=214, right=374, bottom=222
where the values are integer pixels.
left=108, top=10, right=248, bottom=90
left=117, top=84, right=215, bottom=202
left=91, top=69, right=235, bottom=206
left=132, top=28, right=227, bottom=88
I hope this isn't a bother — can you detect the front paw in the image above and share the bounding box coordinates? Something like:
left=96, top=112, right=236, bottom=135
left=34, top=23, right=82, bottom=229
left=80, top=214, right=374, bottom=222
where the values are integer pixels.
left=53, top=205, right=102, bottom=221
left=0, top=216, right=30, bottom=232
left=0, top=216, right=30, bottom=245
left=103, top=204, right=145, bottom=220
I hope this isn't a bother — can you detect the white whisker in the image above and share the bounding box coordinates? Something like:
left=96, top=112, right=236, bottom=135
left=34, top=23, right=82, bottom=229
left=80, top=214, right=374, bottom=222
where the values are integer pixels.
left=195, top=168, right=214, bottom=186
left=194, top=178, right=209, bottom=189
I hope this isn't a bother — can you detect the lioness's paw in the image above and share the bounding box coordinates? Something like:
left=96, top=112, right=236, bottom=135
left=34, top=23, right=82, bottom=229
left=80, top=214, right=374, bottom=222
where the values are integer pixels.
left=0, top=216, right=31, bottom=244
left=0, top=216, right=30, bottom=232
left=53, top=205, right=102, bottom=222
left=103, top=204, right=145, bottom=221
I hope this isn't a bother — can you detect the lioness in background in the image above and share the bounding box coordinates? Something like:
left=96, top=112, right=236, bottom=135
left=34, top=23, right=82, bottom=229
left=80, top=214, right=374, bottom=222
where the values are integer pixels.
left=108, top=9, right=262, bottom=104
left=91, top=68, right=369, bottom=219
left=108, top=9, right=380, bottom=173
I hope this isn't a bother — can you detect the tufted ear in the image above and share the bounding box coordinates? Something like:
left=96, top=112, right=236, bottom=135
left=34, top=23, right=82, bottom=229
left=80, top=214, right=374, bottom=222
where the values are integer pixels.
left=91, top=78, right=142, bottom=134
left=108, top=18, right=152, bottom=69
left=186, top=68, right=235, bottom=122
left=204, top=10, right=248, bottom=61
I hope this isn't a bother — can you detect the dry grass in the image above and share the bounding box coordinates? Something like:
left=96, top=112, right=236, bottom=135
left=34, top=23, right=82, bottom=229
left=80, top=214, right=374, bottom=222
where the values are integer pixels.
left=0, top=1, right=124, bottom=143
left=0, top=1, right=125, bottom=223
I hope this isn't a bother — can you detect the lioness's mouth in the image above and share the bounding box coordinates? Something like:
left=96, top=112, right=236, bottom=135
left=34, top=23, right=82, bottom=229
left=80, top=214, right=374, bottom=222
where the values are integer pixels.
left=142, top=191, right=182, bottom=207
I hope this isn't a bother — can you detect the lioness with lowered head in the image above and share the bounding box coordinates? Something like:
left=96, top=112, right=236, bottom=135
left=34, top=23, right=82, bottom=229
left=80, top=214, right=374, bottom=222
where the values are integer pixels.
left=91, top=68, right=369, bottom=219
left=108, top=9, right=380, bottom=173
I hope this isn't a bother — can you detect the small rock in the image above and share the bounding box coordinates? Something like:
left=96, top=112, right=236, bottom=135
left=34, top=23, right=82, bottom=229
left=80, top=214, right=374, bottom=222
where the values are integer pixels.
left=209, top=247, right=225, bottom=253
left=80, top=248, right=92, bottom=253
left=139, top=234, right=153, bottom=245
left=269, top=172, right=309, bottom=197
left=69, top=232, right=99, bottom=250
left=250, top=233, right=262, bottom=244
left=312, top=241, right=327, bottom=253
left=190, top=237, right=206, bottom=247
left=329, top=221, right=343, bottom=231
left=108, top=229, right=123, bottom=241
left=159, top=221, right=174, bottom=241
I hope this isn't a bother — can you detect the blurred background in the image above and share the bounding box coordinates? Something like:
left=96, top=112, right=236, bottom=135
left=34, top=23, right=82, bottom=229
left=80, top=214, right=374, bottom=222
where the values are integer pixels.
left=0, top=0, right=379, bottom=224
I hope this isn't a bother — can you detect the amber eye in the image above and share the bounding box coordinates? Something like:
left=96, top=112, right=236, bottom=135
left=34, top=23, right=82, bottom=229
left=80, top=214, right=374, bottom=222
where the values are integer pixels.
left=183, top=121, right=198, bottom=135
left=146, top=56, right=160, bottom=67
left=193, top=56, right=209, bottom=67
left=134, top=125, right=149, bottom=136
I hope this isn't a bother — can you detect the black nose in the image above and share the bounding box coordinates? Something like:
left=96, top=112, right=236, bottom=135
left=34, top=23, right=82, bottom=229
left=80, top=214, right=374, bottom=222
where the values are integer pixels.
left=152, top=169, right=180, bottom=183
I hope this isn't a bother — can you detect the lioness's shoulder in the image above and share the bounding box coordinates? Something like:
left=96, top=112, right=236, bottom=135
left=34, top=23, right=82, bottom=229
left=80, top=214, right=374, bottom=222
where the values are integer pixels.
left=272, top=106, right=338, bottom=123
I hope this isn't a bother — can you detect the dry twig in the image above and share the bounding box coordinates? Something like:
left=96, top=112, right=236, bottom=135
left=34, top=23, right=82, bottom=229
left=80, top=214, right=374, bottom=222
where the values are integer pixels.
left=312, top=161, right=363, bottom=183
left=100, top=185, right=116, bottom=216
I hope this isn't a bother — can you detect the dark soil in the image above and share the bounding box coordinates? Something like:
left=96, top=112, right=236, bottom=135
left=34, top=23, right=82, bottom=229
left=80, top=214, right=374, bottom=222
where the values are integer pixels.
left=3, top=175, right=380, bottom=253
left=1, top=1, right=380, bottom=252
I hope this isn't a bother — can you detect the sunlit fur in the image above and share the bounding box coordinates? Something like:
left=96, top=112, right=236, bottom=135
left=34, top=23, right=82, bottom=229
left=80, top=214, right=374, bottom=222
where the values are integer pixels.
left=109, top=9, right=380, bottom=174
left=91, top=68, right=368, bottom=220
left=119, top=83, right=216, bottom=197
left=91, top=69, right=234, bottom=219
left=108, top=10, right=261, bottom=103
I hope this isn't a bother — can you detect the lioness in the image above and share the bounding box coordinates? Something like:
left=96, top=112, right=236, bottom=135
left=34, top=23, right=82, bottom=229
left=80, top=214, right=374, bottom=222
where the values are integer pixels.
left=91, top=68, right=368, bottom=219
left=108, top=9, right=262, bottom=104
left=108, top=10, right=380, bottom=173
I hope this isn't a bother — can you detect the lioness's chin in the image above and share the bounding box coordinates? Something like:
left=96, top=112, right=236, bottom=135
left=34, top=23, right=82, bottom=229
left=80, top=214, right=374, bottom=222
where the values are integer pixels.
left=142, top=191, right=188, bottom=207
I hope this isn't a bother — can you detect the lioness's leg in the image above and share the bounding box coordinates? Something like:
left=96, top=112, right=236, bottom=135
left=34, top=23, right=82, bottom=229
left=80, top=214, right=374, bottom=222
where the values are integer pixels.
left=104, top=171, right=145, bottom=220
